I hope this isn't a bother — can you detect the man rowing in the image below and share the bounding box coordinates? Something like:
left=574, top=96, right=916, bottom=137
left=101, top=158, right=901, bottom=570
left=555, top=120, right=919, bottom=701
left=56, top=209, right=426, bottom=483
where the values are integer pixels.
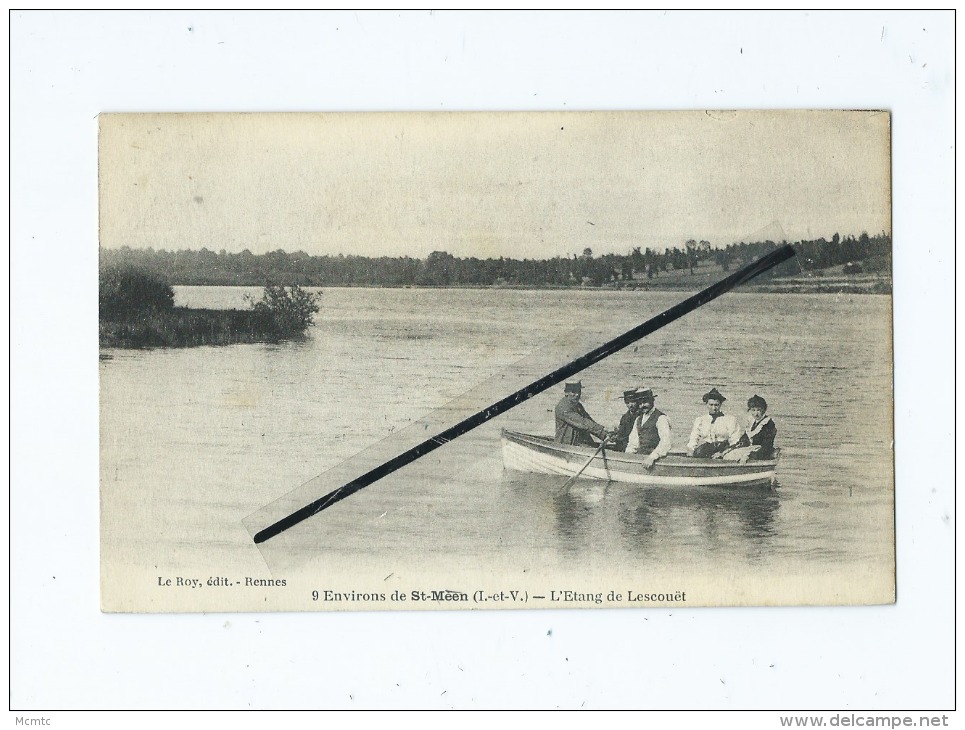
left=554, top=381, right=613, bottom=447
left=620, top=387, right=673, bottom=469
left=687, top=387, right=743, bottom=458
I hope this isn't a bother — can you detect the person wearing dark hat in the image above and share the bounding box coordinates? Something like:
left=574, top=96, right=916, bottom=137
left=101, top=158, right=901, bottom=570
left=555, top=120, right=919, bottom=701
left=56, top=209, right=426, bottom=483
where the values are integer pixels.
left=612, top=387, right=648, bottom=452
left=554, top=381, right=612, bottom=447
left=622, top=388, right=673, bottom=468
left=718, top=395, right=777, bottom=462
left=687, top=387, right=742, bottom=458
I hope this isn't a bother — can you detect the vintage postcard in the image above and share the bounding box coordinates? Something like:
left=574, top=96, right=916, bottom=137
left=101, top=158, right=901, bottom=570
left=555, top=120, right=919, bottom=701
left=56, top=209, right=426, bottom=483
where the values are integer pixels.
left=99, top=111, right=893, bottom=612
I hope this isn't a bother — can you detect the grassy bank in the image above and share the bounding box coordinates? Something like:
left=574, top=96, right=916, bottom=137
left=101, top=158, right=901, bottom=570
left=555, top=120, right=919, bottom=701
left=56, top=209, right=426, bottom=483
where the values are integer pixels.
left=99, top=307, right=303, bottom=348
left=100, top=267, right=320, bottom=348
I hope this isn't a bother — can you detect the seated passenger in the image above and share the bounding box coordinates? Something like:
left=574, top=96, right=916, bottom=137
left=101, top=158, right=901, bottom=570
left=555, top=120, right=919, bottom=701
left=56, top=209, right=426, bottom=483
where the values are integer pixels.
left=623, top=388, right=672, bottom=469
left=687, top=387, right=742, bottom=458
left=719, top=395, right=778, bottom=462
left=613, top=388, right=646, bottom=453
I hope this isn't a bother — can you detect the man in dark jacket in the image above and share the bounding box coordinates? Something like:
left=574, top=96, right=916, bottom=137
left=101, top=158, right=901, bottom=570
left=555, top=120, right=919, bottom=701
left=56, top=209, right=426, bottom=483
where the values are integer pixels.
left=554, top=381, right=611, bottom=447
left=613, top=388, right=646, bottom=452
left=619, top=387, right=673, bottom=468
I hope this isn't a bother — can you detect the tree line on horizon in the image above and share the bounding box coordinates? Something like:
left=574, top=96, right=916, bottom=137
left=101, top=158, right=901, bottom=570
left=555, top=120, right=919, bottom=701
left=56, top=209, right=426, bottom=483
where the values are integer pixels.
left=100, top=232, right=891, bottom=288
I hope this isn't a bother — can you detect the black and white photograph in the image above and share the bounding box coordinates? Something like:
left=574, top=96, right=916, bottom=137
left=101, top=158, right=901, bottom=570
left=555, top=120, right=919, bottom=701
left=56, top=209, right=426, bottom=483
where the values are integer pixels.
left=12, top=9, right=953, bottom=714
left=99, top=110, right=894, bottom=612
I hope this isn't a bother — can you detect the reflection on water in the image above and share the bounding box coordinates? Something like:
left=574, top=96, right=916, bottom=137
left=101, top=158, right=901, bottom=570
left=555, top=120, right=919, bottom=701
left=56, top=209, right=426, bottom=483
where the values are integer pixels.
left=539, top=476, right=780, bottom=566
left=616, top=485, right=780, bottom=558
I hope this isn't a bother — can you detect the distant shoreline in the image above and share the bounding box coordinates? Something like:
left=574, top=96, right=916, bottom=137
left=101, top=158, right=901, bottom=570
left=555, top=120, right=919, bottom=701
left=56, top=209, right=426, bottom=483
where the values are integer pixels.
left=169, top=278, right=892, bottom=295
left=100, top=234, right=893, bottom=294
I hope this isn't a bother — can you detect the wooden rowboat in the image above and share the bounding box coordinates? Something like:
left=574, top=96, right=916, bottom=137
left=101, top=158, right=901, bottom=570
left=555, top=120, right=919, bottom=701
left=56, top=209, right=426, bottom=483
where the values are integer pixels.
left=501, top=430, right=779, bottom=488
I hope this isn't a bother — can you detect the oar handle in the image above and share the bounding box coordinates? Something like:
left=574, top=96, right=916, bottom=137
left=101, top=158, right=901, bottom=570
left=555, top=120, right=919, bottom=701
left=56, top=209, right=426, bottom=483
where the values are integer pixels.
left=560, top=437, right=612, bottom=490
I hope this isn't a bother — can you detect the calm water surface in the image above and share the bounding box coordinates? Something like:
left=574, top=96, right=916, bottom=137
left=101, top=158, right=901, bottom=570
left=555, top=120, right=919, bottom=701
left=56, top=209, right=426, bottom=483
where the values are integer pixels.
left=101, top=288, right=894, bottom=585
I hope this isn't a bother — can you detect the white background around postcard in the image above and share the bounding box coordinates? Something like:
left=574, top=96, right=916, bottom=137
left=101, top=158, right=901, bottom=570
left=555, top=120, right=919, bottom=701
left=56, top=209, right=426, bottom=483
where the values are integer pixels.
left=9, top=9, right=955, bottom=717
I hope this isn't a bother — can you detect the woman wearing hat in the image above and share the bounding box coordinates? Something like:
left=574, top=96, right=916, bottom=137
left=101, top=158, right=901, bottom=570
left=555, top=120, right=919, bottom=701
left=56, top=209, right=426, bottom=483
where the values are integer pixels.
left=718, top=395, right=778, bottom=463
left=687, top=387, right=743, bottom=458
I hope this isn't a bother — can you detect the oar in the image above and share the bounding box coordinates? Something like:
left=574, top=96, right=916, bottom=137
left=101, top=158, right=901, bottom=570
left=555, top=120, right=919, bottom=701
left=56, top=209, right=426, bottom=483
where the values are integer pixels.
left=559, top=438, right=611, bottom=491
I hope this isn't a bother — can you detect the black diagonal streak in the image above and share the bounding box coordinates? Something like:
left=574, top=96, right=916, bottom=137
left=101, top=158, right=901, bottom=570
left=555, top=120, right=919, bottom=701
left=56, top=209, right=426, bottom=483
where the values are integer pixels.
left=253, top=245, right=795, bottom=543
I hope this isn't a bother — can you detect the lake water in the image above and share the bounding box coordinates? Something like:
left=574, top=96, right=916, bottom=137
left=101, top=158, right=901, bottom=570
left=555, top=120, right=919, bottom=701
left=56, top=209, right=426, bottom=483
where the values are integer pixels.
left=100, top=287, right=894, bottom=609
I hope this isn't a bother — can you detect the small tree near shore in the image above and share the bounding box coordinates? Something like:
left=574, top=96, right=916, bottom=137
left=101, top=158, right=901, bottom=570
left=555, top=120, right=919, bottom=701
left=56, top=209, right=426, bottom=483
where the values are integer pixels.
left=246, top=283, right=320, bottom=336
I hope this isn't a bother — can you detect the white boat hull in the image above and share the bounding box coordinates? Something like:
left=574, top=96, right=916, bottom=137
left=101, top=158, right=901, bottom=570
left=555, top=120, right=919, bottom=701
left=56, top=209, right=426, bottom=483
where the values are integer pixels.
left=502, top=430, right=778, bottom=487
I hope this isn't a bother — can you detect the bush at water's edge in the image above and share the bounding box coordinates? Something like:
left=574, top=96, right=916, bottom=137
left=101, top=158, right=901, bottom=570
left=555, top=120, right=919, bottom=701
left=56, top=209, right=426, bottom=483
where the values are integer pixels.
left=100, top=266, right=175, bottom=320
left=99, top=267, right=320, bottom=348
left=245, top=283, right=320, bottom=335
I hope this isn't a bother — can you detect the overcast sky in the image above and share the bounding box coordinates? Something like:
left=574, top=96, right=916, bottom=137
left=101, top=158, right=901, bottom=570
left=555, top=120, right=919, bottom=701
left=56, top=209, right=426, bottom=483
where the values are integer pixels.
left=99, top=110, right=891, bottom=259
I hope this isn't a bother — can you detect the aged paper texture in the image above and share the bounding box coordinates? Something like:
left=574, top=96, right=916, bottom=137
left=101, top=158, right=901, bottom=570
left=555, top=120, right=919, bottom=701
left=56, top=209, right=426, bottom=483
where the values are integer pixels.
left=99, top=111, right=893, bottom=612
